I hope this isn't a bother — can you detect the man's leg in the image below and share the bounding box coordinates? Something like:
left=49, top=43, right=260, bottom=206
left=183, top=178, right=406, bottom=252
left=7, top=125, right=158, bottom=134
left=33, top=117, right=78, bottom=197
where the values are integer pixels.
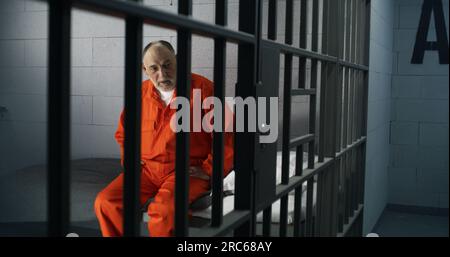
left=94, top=171, right=158, bottom=237
left=147, top=173, right=210, bottom=237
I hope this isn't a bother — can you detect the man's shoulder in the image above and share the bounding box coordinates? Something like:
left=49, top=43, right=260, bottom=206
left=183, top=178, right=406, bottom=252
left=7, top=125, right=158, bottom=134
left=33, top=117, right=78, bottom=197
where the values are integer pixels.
left=141, top=79, right=152, bottom=94
left=191, top=73, right=213, bottom=93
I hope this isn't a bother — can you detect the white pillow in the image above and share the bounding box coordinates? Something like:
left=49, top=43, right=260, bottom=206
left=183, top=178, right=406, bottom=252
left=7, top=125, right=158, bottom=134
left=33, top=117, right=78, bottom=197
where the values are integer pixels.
left=224, top=151, right=317, bottom=194
left=192, top=181, right=317, bottom=224
left=192, top=151, right=319, bottom=224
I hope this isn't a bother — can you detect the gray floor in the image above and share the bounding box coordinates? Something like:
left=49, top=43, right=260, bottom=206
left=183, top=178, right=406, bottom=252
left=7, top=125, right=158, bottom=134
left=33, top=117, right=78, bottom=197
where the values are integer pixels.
left=373, top=210, right=449, bottom=237
left=1, top=210, right=448, bottom=237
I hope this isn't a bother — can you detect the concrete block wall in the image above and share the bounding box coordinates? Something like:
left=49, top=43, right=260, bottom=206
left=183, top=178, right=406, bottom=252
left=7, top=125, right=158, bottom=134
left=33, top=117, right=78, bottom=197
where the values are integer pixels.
left=390, top=0, right=449, bottom=210
left=0, top=0, right=242, bottom=177
left=363, top=0, right=396, bottom=234
left=0, top=0, right=319, bottom=178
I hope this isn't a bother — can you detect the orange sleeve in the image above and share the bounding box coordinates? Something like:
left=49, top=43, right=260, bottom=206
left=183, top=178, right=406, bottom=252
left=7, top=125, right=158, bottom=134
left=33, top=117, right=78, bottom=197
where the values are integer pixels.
left=114, top=109, right=125, bottom=167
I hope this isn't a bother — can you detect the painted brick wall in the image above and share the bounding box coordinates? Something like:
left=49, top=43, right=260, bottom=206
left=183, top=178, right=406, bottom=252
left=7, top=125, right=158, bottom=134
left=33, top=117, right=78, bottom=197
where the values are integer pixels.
left=363, top=0, right=396, bottom=234
left=389, top=0, right=449, bottom=210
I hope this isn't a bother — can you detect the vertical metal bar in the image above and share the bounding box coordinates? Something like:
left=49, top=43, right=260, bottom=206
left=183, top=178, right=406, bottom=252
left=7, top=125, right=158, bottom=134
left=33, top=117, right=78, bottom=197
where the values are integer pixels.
left=340, top=0, right=350, bottom=228
left=349, top=70, right=354, bottom=144
left=298, top=0, right=307, bottom=89
left=279, top=196, right=288, bottom=237
left=256, top=0, right=263, bottom=84
left=47, top=0, right=71, bottom=237
left=296, top=145, right=304, bottom=177
left=325, top=0, right=339, bottom=157
left=175, top=0, right=192, bottom=237
left=345, top=0, right=351, bottom=62
left=337, top=156, right=344, bottom=233
left=123, top=0, right=143, bottom=237
left=345, top=151, right=351, bottom=224
left=330, top=0, right=345, bottom=236
left=305, top=176, right=315, bottom=236
left=123, top=1, right=143, bottom=236
left=293, top=145, right=304, bottom=237
left=351, top=148, right=357, bottom=213
left=343, top=0, right=351, bottom=148
left=359, top=0, right=365, bottom=67
left=268, top=0, right=277, bottom=40
left=311, top=0, right=319, bottom=53
left=315, top=172, right=324, bottom=237
left=336, top=0, right=345, bottom=154
left=342, top=73, right=348, bottom=149
left=318, top=0, right=328, bottom=163
left=360, top=0, right=371, bottom=212
left=351, top=1, right=358, bottom=145
left=319, top=0, right=341, bottom=236
left=280, top=0, right=294, bottom=237
left=281, top=0, right=294, bottom=185
left=211, top=0, right=228, bottom=228
left=299, top=0, right=307, bottom=49
left=234, top=0, right=257, bottom=237
left=351, top=0, right=357, bottom=65
left=316, top=0, right=330, bottom=235
left=349, top=0, right=356, bottom=146
left=309, top=0, right=319, bottom=170
left=262, top=206, right=272, bottom=236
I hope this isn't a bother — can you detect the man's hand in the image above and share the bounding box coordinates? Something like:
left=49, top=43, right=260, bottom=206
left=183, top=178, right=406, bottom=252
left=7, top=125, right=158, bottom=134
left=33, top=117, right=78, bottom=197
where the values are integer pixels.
left=189, top=166, right=210, bottom=181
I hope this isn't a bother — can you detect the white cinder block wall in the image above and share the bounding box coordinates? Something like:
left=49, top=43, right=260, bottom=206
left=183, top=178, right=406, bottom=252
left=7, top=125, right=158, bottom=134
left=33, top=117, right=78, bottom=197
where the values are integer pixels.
left=363, top=0, right=396, bottom=234
left=0, top=0, right=315, bottom=176
left=0, top=0, right=241, bottom=177
left=389, top=0, right=449, bottom=210
left=0, top=0, right=49, bottom=177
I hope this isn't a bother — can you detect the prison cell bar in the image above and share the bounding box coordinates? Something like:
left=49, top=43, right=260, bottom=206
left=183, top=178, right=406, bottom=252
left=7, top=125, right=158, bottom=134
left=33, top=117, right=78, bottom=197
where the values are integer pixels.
left=293, top=144, right=304, bottom=237
left=298, top=0, right=308, bottom=90
left=262, top=0, right=278, bottom=236
left=211, top=0, right=227, bottom=228
left=174, top=0, right=193, bottom=237
left=305, top=0, right=320, bottom=237
left=47, top=0, right=71, bottom=237
left=233, top=0, right=258, bottom=237
left=280, top=0, right=294, bottom=238
left=123, top=0, right=143, bottom=237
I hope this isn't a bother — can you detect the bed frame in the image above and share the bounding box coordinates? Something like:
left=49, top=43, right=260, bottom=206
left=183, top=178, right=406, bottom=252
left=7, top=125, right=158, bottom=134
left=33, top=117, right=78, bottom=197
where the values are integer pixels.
left=45, top=0, right=371, bottom=237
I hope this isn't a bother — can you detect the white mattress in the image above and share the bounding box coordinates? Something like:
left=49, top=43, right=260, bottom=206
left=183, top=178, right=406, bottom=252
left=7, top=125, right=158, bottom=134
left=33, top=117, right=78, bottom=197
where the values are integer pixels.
left=191, top=151, right=318, bottom=224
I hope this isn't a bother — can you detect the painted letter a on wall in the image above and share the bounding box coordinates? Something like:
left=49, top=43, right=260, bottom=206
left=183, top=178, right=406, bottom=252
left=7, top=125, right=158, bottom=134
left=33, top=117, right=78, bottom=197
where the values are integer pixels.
left=411, top=0, right=449, bottom=64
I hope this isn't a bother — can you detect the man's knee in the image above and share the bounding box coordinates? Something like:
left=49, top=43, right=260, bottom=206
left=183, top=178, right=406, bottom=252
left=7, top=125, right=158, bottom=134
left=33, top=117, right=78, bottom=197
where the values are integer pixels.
left=94, top=189, right=115, bottom=215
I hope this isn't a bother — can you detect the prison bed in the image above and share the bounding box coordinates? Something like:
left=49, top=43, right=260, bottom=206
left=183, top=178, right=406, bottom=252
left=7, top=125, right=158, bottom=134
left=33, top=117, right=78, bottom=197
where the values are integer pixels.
left=141, top=151, right=318, bottom=235
left=1, top=151, right=317, bottom=235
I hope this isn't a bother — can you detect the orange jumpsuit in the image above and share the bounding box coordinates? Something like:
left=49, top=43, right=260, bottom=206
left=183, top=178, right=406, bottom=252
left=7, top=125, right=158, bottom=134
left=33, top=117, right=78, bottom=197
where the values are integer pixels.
left=94, top=73, right=234, bottom=237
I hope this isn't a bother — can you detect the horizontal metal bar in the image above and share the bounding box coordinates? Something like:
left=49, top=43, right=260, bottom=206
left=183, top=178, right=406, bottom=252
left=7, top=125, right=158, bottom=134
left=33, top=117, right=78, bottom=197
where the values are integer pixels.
left=70, top=0, right=255, bottom=44
left=273, top=157, right=334, bottom=202
left=289, top=134, right=315, bottom=148
left=291, top=89, right=316, bottom=96
left=339, top=59, right=369, bottom=71
left=336, top=204, right=363, bottom=237
left=263, top=39, right=336, bottom=63
left=336, top=136, right=366, bottom=159
left=189, top=210, right=251, bottom=237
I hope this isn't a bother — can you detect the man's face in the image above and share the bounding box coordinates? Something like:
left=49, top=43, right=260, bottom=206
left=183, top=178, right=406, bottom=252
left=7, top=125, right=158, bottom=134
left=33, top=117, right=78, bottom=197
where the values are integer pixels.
left=142, top=44, right=177, bottom=92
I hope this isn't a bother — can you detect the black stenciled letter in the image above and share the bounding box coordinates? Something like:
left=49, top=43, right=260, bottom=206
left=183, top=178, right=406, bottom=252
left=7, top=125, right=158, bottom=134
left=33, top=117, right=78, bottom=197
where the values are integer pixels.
left=411, top=0, right=449, bottom=64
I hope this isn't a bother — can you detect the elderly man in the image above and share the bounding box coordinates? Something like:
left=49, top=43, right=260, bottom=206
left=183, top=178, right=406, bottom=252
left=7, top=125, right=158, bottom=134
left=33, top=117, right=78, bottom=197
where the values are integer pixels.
left=94, top=40, right=234, bottom=237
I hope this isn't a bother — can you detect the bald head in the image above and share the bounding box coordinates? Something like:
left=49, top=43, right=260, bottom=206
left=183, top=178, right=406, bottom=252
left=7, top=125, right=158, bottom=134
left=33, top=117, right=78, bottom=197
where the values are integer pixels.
left=142, top=41, right=177, bottom=92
